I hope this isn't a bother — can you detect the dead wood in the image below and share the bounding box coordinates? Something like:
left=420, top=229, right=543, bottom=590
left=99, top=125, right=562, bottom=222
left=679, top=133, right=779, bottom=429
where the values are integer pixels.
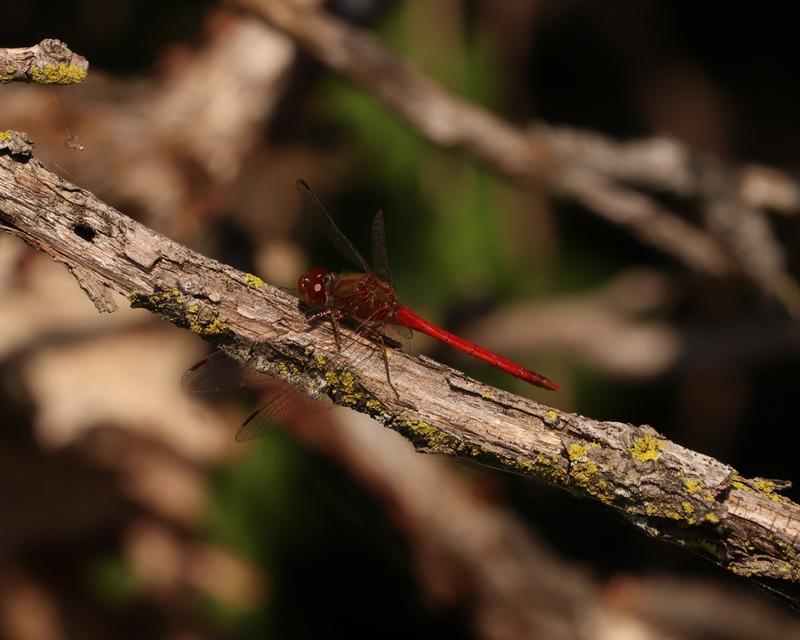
left=2, top=142, right=800, bottom=583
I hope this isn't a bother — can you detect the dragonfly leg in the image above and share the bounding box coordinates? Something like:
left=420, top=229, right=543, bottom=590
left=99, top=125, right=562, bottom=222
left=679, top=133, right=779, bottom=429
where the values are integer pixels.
left=306, top=308, right=343, bottom=351
left=377, top=334, right=400, bottom=399
left=307, top=308, right=333, bottom=323
left=329, top=313, right=343, bottom=352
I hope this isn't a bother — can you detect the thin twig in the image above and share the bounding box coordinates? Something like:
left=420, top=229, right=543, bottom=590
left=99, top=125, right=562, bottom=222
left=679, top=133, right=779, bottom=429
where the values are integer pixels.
left=2, top=143, right=799, bottom=582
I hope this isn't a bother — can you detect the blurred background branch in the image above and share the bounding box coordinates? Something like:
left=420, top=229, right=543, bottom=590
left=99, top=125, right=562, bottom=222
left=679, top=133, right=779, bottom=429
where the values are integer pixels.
left=237, top=0, right=800, bottom=310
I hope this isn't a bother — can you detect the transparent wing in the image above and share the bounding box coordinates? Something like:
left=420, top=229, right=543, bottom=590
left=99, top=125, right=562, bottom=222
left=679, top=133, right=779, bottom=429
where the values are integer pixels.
left=296, top=179, right=372, bottom=274
left=383, top=321, right=413, bottom=343
left=370, top=210, right=394, bottom=287
left=235, top=384, right=330, bottom=442
left=181, top=351, right=274, bottom=393
left=369, top=210, right=412, bottom=340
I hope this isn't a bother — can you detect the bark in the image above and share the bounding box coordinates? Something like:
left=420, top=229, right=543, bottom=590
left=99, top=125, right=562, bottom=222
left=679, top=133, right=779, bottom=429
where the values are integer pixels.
left=2, top=141, right=799, bottom=582
left=0, top=39, right=87, bottom=85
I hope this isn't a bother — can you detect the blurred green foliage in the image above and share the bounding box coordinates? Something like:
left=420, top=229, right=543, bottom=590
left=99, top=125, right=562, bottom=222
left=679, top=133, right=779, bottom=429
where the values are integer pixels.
left=203, top=432, right=466, bottom=638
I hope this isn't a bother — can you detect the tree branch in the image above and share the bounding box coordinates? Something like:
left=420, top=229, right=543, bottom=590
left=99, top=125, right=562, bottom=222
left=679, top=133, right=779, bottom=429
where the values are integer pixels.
left=2, top=142, right=799, bottom=582
left=0, top=39, right=87, bottom=85
left=234, top=0, right=800, bottom=310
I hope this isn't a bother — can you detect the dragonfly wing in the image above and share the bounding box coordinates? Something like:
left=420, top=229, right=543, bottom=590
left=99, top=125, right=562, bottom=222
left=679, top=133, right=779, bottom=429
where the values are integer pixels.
left=383, top=322, right=413, bottom=344
left=370, top=210, right=395, bottom=288
left=181, top=351, right=274, bottom=393
left=235, top=384, right=330, bottom=442
left=296, top=179, right=372, bottom=274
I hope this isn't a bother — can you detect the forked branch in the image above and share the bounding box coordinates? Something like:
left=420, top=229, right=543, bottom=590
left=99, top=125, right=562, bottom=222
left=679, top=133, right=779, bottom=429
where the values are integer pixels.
left=1, top=143, right=799, bottom=582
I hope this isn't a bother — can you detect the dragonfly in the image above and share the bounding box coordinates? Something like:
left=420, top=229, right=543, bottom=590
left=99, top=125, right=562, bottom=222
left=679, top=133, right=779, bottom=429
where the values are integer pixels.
left=183, top=180, right=559, bottom=441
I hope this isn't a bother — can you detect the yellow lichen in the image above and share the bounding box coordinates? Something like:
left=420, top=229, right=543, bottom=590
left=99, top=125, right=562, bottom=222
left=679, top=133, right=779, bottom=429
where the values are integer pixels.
left=0, top=129, right=13, bottom=142
left=243, top=273, right=265, bottom=288
left=568, top=444, right=588, bottom=460
left=30, top=63, right=87, bottom=85
left=682, top=501, right=694, bottom=514
left=705, top=512, right=720, bottom=524
left=684, top=479, right=701, bottom=494
left=398, top=419, right=461, bottom=455
left=188, top=315, right=228, bottom=336
left=130, top=289, right=229, bottom=337
left=752, top=478, right=788, bottom=503
left=756, top=479, right=775, bottom=493
left=323, top=369, right=360, bottom=406
left=630, top=434, right=664, bottom=462
left=564, top=442, right=610, bottom=500
left=571, top=461, right=598, bottom=484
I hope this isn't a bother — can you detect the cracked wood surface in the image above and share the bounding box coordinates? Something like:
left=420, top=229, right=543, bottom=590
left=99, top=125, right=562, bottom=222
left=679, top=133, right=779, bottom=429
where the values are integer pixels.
left=1, top=141, right=799, bottom=582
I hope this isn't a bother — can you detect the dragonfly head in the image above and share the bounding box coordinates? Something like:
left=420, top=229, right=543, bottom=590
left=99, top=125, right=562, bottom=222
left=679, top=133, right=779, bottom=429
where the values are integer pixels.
left=297, top=266, right=330, bottom=308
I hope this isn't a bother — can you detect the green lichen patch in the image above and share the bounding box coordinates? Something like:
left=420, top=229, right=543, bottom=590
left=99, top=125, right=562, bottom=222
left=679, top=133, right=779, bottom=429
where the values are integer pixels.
left=630, top=434, right=665, bottom=462
left=30, top=63, right=87, bottom=85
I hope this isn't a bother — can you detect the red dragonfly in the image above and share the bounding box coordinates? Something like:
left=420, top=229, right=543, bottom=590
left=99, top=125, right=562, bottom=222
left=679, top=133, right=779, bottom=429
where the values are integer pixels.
left=183, top=180, right=558, bottom=440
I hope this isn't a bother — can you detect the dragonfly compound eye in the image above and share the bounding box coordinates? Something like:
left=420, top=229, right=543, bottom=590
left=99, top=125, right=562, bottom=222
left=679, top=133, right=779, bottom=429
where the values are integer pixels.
left=297, top=266, right=329, bottom=307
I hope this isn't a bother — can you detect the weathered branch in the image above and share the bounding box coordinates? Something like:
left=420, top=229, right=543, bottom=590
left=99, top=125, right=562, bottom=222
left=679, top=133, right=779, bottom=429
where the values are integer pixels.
left=2, top=141, right=799, bottom=582
left=0, top=39, right=87, bottom=85
left=234, top=0, right=800, bottom=310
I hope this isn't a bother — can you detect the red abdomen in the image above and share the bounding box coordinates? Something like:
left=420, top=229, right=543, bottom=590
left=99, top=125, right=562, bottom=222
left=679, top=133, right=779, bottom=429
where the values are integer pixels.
left=393, top=305, right=559, bottom=391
